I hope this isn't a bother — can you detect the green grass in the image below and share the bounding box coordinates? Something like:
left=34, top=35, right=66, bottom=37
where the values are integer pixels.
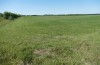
left=0, top=17, right=11, bottom=27
left=0, top=16, right=100, bottom=65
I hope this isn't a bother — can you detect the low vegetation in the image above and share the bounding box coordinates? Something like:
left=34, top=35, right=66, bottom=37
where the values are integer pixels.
left=0, top=15, right=100, bottom=65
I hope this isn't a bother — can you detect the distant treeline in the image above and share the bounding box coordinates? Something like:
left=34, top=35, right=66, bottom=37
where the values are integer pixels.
left=43, top=14, right=100, bottom=16
left=0, top=12, right=21, bottom=20
left=23, top=14, right=100, bottom=16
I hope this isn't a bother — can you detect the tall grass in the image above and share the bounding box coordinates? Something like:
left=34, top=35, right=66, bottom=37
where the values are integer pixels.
left=0, top=16, right=100, bottom=65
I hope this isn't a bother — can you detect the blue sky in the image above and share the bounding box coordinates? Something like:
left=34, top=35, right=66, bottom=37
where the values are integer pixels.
left=0, top=0, right=100, bottom=15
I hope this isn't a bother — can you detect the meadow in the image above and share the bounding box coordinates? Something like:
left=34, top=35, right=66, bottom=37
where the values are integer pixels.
left=0, top=15, right=100, bottom=65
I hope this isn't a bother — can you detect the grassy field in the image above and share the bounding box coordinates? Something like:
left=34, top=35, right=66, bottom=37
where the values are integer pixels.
left=0, top=16, right=100, bottom=65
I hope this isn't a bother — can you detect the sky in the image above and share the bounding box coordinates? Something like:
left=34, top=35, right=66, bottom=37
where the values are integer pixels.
left=0, top=0, right=100, bottom=15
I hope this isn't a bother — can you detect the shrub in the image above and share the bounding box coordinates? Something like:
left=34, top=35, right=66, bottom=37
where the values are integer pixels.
left=3, top=12, right=20, bottom=20
left=8, top=15, right=13, bottom=20
left=0, top=13, right=3, bottom=17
